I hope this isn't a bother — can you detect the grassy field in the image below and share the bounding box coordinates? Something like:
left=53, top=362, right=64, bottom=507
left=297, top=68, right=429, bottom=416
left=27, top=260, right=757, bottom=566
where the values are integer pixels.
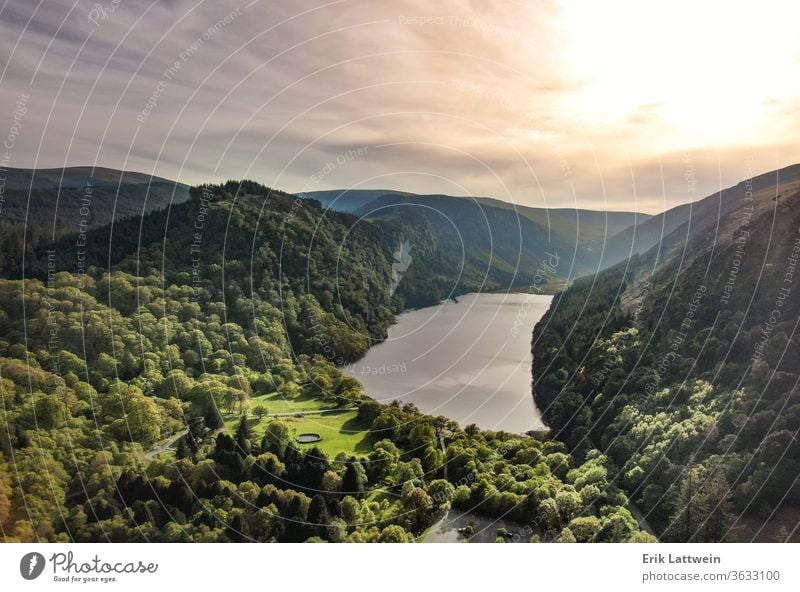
left=248, top=391, right=338, bottom=414
left=280, top=410, right=371, bottom=457
left=224, top=393, right=371, bottom=458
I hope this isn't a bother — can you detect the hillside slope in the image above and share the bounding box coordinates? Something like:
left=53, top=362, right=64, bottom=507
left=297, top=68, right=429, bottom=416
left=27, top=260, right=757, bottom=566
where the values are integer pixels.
left=303, top=188, right=650, bottom=278
left=303, top=188, right=648, bottom=241
left=0, top=166, right=191, bottom=270
left=600, top=164, right=800, bottom=268
left=352, top=192, right=650, bottom=282
left=532, top=166, right=800, bottom=541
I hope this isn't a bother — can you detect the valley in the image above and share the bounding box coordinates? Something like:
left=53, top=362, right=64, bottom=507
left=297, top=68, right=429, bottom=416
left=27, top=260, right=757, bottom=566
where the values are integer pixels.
left=0, top=170, right=654, bottom=543
left=1, top=164, right=798, bottom=543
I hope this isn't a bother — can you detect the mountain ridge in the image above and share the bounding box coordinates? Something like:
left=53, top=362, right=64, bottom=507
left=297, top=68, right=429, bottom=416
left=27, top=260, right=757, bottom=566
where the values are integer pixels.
left=598, top=163, right=800, bottom=269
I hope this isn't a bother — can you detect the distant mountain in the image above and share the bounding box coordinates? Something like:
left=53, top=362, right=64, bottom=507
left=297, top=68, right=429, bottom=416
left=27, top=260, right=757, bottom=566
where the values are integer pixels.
left=353, top=193, right=649, bottom=279
left=0, top=166, right=190, bottom=237
left=353, top=193, right=574, bottom=298
left=302, top=188, right=651, bottom=282
left=298, top=188, right=412, bottom=213
left=0, top=166, right=185, bottom=190
left=460, top=196, right=648, bottom=245
left=0, top=166, right=191, bottom=272
left=8, top=171, right=645, bottom=297
left=532, top=164, right=800, bottom=540
left=303, top=188, right=649, bottom=240
left=599, top=164, right=800, bottom=268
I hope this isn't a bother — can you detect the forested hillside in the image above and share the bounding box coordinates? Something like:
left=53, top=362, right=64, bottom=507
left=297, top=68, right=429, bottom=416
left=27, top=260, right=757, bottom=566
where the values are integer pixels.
left=0, top=167, right=191, bottom=272
left=356, top=193, right=570, bottom=293
left=0, top=178, right=651, bottom=543
left=532, top=175, right=800, bottom=541
left=305, top=189, right=650, bottom=282
left=598, top=164, right=800, bottom=268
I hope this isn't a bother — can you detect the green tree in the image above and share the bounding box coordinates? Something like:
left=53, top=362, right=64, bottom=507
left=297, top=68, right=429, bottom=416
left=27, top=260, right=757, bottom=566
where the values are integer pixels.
left=262, top=421, right=291, bottom=458
left=235, top=416, right=252, bottom=456
left=342, top=461, right=366, bottom=497
left=378, top=524, right=411, bottom=542
left=204, top=404, right=224, bottom=431
left=557, top=527, right=576, bottom=543
left=427, top=479, right=455, bottom=509
left=567, top=516, right=600, bottom=542
left=400, top=487, right=434, bottom=533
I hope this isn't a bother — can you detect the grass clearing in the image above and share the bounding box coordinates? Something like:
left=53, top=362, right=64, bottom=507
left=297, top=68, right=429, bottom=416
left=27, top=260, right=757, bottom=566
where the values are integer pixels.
left=249, top=390, right=337, bottom=414
left=282, top=410, right=372, bottom=457
left=225, top=402, right=372, bottom=458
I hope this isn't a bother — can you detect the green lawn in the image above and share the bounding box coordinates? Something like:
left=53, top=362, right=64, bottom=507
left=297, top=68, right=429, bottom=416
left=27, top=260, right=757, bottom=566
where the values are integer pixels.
left=249, top=390, right=338, bottom=414
left=225, top=403, right=371, bottom=458
left=281, top=410, right=372, bottom=457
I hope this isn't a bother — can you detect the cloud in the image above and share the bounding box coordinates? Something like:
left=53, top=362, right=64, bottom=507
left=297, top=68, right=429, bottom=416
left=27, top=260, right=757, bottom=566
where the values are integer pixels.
left=1, top=0, right=798, bottom=213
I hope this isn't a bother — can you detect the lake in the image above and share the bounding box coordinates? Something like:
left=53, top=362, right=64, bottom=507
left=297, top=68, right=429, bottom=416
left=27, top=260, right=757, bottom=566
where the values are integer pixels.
left=345, top=292, right=551, bottom=433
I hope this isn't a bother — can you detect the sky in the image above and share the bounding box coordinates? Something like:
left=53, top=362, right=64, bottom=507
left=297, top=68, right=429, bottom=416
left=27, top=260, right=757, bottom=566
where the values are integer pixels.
left=1, top=0, right=799, bottom=213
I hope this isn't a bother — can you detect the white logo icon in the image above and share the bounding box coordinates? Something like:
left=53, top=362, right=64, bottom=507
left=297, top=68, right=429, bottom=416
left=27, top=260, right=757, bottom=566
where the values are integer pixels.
left=390, top=240, right=413, bottom=296
left=20, top=552, right=46, bottom=580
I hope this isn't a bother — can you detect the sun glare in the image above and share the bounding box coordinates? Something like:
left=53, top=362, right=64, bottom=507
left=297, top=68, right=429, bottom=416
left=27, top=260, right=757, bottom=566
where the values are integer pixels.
left=558, top=0, right=800, bottom=147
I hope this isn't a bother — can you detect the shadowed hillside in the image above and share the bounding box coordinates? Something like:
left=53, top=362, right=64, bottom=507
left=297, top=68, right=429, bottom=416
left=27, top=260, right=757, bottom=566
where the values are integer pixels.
left=0, top=166, right=191, bottom=271
left=532, top=164, right=800, bottom=541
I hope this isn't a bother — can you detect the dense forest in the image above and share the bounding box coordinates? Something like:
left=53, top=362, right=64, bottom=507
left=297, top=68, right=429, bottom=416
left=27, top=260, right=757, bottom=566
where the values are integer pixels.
left=0, top=178, right=652, bottom=542
left=0, top=167, right=191, bottom=273
left=533, top=185, right=800, bottom=542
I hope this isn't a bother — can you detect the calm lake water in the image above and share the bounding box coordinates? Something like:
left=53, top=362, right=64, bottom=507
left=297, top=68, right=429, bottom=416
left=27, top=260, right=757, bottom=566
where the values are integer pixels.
left=345, top=292, right=551, bottom=433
